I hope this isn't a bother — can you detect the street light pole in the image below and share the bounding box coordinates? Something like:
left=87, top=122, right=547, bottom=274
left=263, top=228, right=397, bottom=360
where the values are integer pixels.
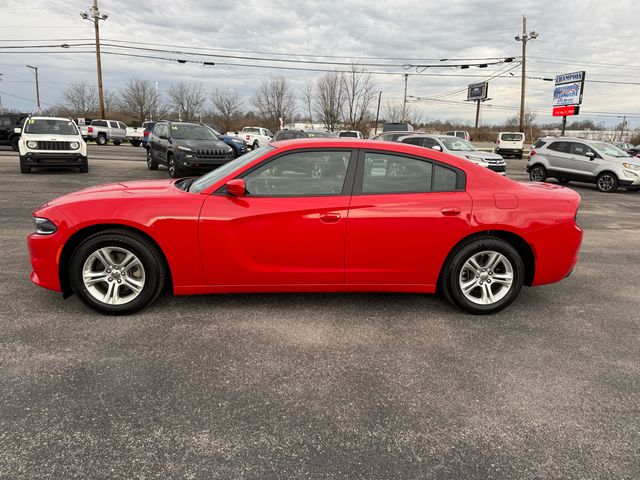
left=515, top=16, right=538, bottom=133
left=402, top=74, right=409, bottom=123
left=25, top=65, right=41, bottom=113
left=374, top=91, right=382, bottom=135
left=81, top=0, right=108, bottom=119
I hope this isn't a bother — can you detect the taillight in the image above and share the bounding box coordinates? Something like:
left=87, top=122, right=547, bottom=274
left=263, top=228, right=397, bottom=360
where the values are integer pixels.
left=87, top=126, right=93, bottom=133
left=143, top=131, right=149, bottom=137
left=245, top=135, right=250, bottom=140
left=529, top=149, right=536, bottom=157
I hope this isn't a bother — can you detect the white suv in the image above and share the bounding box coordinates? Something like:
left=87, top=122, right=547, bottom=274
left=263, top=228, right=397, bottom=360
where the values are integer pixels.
left=527, top=137, right=640, bottom=193
left=18, top=116, right=88, bottom=174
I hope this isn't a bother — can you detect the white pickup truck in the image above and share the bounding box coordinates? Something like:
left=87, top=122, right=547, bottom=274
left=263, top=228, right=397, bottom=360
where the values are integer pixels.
left=78, top=120, right=145, bottom=146
left=237, top=127, right=273, bottom=149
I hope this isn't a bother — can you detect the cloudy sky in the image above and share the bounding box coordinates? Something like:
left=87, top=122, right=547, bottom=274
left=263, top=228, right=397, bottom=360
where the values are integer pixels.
left=1, top=0, right=639, bottom=128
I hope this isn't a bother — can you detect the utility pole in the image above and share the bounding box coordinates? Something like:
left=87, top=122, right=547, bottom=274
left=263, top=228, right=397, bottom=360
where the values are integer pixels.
left=515, top=16, right=538, bottom=133
left=154, top=82, right=159, bottom=121
left=25, top=65, right=41, bottom=113
left=374, top=91, right=382, bottom=134
left=402, top=74, right=409, bottom=123
left=619, top=115, right=627, bottom=141
left=81, top=1, right=108, bottom=119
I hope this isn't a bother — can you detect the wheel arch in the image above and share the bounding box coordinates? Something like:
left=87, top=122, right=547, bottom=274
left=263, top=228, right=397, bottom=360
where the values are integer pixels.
left=58, top=223, right=173, bottom=298
left=438, top=229, right=536, bottom=290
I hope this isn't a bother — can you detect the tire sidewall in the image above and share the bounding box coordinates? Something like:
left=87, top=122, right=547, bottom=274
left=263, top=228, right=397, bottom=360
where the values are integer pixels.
left=596, top=172, right=618, bottom=193
left=97, top=135, right=107, bottom=145
left=529, top=165, right=546, bottom=182
left=445, top=238, right=525, bottom=314
left=69, top=232, right=163, bottom=315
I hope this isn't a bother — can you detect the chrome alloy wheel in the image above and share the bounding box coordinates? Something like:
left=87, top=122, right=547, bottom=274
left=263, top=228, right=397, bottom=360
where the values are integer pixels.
left=459, top=251, right=514, bottom=305
left=530, top=166, right=545, bottom=182
left=597, top=174, right=615, bottom=192
left=82, top=247, right=146, bottom=305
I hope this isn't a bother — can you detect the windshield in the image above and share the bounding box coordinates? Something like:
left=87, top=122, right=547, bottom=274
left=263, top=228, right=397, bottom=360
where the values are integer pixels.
left=190, top=146, right=275, bottom=193
left=306, top=131, right=337, bottom=138
left=24, top=119, right=79, bottom=135
left=500, top=133, right=524, bottom=141
left=339, top=132, right=358, bottom=138
left=593, top=142, right=630, bottom=157
left=171, top=124, right=218, bottom=141
left=439, top=137, right=477, bottom=151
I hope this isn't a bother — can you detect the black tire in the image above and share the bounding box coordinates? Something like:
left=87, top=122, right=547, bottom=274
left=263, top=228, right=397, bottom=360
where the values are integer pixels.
left=529, top=164, right=547, bottom=182
left=79, top=163, right=89, bottom=173
left=113, top=141, right=122, bottom=146
left=19, top=156, right=30, bottom=174
left=252, top=141, right=259, bottom=149
left=440, top=237, right=525, bottom=315
left=596, top=172, right=618, bottom=193
left=146, top=149, right=158, bottom=170
left=10, top=136, right=20, bottom=151
left=130, top=140, right=141, bottom=147
left=96, top=134, right=107, bottom=146
left=230, top=146, right=239, bottom=158
left=167, top=154, right=183, bottom=178
left=558, top=179, right=570, bottom=184
left=68, top=229, right=165, bottom=315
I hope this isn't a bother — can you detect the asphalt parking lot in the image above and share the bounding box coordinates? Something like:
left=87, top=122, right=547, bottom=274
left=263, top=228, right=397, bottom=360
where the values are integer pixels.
left=0, top=144, right=638, bottom=479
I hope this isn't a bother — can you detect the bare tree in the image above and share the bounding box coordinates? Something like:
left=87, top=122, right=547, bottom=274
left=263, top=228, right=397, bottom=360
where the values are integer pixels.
left=300, top=79, right=315, bottom=126
left=383, top=101, right=422, bottom=126
left=314, top=72, right=343, bottom=131
left=167, top=82, right=208, bottom=122
left=341, top=64, right=376, bottom=133
left=253, top=77, right=296, bottom=132
left=119, top=79, right=159, bottom=124
left=62, top=81, right=98, bottom=117
left=211, top=88, right=243, bottom=132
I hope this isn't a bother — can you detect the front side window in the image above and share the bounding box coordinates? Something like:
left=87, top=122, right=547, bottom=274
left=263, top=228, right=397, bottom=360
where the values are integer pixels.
left=362, top=153, right=433, bottom=194
left=439, top=137, right=476, bottom=151
left=570, top=143, right=595, bottom=157
left=24, top=119, right=79, bottom=135
left=244, top=151, right=351, bottom=196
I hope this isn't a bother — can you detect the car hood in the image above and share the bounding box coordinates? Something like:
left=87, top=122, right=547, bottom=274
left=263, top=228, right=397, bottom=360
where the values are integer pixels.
left=175, top=139, right=231, bottom=151
left=38, top=179, right=178, bottom=210
left=452, top=150, right=504, bottom=160
left=22, top=134, right=82, bottom=141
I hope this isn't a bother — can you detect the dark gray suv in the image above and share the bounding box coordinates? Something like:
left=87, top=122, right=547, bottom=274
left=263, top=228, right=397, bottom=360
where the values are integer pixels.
left=147, top=122, right=233, bottom=178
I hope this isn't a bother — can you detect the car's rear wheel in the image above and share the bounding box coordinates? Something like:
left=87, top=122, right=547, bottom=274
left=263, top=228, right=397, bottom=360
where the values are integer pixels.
left=79, top=163, right=89, bottom=173
left=113, top=141, right=122, bottom=146
left=529, top=165, right=547, bottom=182
left=69, top=230, right=165, bottom=315
left=167, top=154, right=183, bottom=178
left=147, top=149, right=158, bottom=170
left=596, top=172, right=618, bottom=193
left=96, top=134, right=107, bottom=146
left=441, top=237, right=524, bottom=315
left=253, top=141, right=259, bottom=149
left=130, top=140, right=141, bottom=147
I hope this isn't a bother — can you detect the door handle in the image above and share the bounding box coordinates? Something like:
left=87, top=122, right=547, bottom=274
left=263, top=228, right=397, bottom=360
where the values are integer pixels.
left=319, top=213, right=341, bottom=223
left=441, top=207, right=461, bottom=216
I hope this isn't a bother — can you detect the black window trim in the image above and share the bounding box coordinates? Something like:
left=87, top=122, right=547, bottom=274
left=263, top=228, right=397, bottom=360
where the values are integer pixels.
left=352, top=149, right=466, bottom=195
left=214, top=148, right=359, bottom=198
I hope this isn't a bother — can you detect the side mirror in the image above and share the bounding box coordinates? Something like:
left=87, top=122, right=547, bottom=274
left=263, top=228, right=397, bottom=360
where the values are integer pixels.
left=432, top=145, right=442, bottom=151
left=225, top=178, right=246, bottom=196
left=14, top=127, right=22, bottom=134
left=585, top=151, right=595, bottom=160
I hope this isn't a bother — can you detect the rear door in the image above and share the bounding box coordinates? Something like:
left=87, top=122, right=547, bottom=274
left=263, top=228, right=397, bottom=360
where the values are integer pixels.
left=199, top=149, right=356, bottom=285
left=544, top=141, right=573, bottom=174
left=345, top=150, right=472, bottom=287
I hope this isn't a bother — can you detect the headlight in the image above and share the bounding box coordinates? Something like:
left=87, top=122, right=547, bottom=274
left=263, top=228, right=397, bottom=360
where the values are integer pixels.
left=27, top=140, right=38, bottom=149
left=177, top=145, right=192, bottom=152
left=231, top=139, right=242, bottom=144
left=465, top=155, right=487, bottom=163
left=34, top=217, right=57, bottom=235
left=69, top=141, right=79, bottom=149
left=622, top=163, right=640, bottom=170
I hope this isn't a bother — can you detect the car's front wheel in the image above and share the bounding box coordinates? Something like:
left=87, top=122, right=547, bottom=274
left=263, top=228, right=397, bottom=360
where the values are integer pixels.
left=596, top=172, right=618, bottom=193
left=167, top=154, right=183, bottom=178
left=441, top=237, right=524, bottom=314
left=69, top=230, right=165, bottom=315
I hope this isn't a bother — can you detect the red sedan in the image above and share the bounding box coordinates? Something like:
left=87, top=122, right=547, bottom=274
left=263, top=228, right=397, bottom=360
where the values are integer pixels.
left=27, top=139, right=582, bottom=315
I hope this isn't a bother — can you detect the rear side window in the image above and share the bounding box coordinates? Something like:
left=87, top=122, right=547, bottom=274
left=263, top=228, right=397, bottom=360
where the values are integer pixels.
left=547, top=141, right=571, bottom=153
left=533, top=139, right=547, bottom=148
left=92, top=120, right=107, bottom=127
left=362, top=153, right=433, bottom=193
left=401, top=137, right=424, bottom=146
left=433, top=165, right=458, bottom=192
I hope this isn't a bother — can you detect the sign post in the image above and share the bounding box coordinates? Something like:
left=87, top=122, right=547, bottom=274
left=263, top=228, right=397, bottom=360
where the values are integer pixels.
left=467, top=82, right=489, bottom=132
left=552, top=71, right=586, bottom=135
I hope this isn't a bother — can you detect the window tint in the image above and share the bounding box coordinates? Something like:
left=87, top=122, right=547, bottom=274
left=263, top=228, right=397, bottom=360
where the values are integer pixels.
left=244, top=151, right=351, bottom=196
left=533, top=139, right=547, bottom=148
left=401, top=137, right=424, bottom=146
left=570, top=143, right=593, bottom=156
left=118, top=122, right=127, bottom=129
left=547, top=141, right=571, bottom=153
left=92, top=120, right=107, bottom=127
left=500, top=133, right=524, bottom=141
left=433, top=165, right=458, bottom=192
left=422, top=137, right=440, bottom=149
left=362, top=153, right=433, bottom=194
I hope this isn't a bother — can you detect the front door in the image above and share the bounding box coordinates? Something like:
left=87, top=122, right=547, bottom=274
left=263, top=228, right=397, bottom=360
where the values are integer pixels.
left=199, top=149, right=356, bottom=285
left=346, top=151, right=472, bottom=286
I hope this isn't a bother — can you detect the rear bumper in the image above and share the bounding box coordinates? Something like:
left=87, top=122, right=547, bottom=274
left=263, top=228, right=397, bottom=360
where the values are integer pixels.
left=530, top=221, right=583, bottom=286
left=22, top=152, right=87, bottom=166
left=496, top=148, right=523, bottom=155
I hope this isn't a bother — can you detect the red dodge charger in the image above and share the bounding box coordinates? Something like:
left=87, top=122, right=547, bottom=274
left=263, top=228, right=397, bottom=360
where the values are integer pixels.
left=27, top=139, right=582, bottom=315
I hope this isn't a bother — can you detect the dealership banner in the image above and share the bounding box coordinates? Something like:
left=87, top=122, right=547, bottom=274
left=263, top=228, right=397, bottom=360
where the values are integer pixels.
left=552, top=71, right=586, bottom=108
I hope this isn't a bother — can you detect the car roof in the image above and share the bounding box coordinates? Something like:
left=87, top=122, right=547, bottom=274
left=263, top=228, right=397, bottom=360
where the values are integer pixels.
left=27, top=116, right=73, bottom=121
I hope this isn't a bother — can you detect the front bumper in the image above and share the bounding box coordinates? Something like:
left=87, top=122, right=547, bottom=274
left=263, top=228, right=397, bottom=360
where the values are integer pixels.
left=22, top=152, right=87, bottom=167
left=28, top=231, right=64, bottom=292
left=179, top=151, right=234, bottom=169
